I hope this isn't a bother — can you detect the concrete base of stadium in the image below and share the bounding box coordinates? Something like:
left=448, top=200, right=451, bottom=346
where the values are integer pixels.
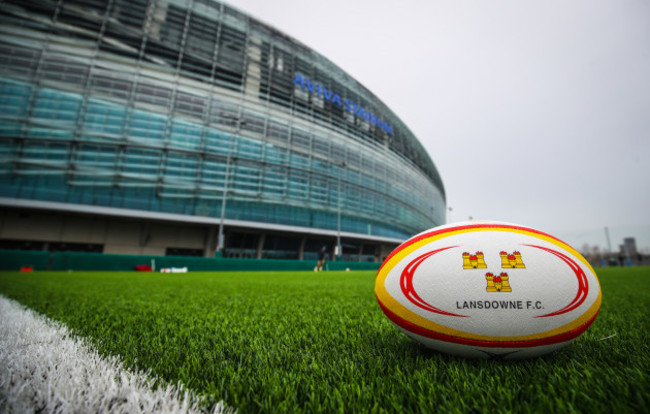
left=0, top=201, right=399, bottom=264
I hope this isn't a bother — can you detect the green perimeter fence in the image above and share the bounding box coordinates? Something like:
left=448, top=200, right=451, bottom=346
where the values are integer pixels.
left=0, top=250, right=381, bottom=272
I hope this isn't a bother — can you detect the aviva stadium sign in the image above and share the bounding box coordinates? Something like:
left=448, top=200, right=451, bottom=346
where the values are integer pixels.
left=293, top=73, right=393, bottom=135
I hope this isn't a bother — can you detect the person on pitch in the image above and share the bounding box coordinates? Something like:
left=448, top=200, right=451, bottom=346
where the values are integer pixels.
left=315, top=246, right=328, bottom=271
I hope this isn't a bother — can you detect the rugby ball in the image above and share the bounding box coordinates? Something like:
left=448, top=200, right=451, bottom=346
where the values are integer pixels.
left=375, top=221, right=601, bottom=359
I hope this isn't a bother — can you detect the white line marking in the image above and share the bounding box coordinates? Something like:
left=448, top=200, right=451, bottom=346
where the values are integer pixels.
left=599, top=333, right=617, bottom=341
left=0, top=295, right=235, bottom=413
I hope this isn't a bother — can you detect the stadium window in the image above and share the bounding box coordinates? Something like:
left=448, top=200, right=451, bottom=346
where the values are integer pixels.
left=89, top=72, right=131, bottom=102
left=76, top=144, right=118, bottom=170
left=185, top=12, right=218, bottom=62
left=0, top=140, right=18, bottom=175
left=341, top=243, right=361, bottom=261
left=267, top=121, right=289, bottom=143
left=21, top=141, right=69, bottom=166
left=112, top=0, right=148, bottom=30
left=134, top=82, right=171, bottom=110
left=65, top=0, right=109, bottom=13
left=292, top=81, right=309, bottom=102
left=215, top=25, right=245, bottom=87
left=303, top=238, right=332, bottom=261
left=236, top=138, right=263, bottom=161
left=241, top=111, right=265, bottom=136
left=58, top=6, right=103, bottom=34
left=31, top=88, right=81, bottom=127
left=142, top=41, right=180, bottom=67
left=161, top=5, right=187, bottom=50
left=179, top=55, right=213, bottom=81
left=8, top=0, right=58, bottom=18
left=169, top=120, right=202, bottom=151
left=258, top=42, right=293, bottom=108
left=49, top=242, right=104, bottom=253
left=224, top=232, right=259, bottom=259
left=213, top=101, right=240, bottom=128
left=311, top=89, right=324, bottom=110
left=264, top=144, right=287, bottom=165
left=100, top=28, right=142, bottom=60
left=312, top=138, right=330, bottom=158
left=121, top=148, right=160, bottom=181
left=331, top=144, right=346, bottom=164
left=163, top=152, right=199, bottom=185
left=287, top=172, right=309, bottom=200
left=0, top=46, right=38, bottom=81
left=165, top=247, right=203, bottom=257
left=291, top=128, right=311, bottom=151
left=83, top=100, right=124, bottom=136
left=361, top=244, right=379, bottom=262
left=262, top=235, right=300, bottom=260
left=0, top=239, right=45, bottom=251
left=203, top=130, right=233, bottom=156
left=261, top=164, right=286, bottom=198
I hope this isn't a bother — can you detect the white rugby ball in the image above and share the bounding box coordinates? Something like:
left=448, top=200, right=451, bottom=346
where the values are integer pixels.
left=375, top=221, right=601, bottom=359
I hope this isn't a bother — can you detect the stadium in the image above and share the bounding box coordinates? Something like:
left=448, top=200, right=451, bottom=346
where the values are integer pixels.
left=0, top=0, right=445, bottom=265
left=0, top=1, right=647, bottom=413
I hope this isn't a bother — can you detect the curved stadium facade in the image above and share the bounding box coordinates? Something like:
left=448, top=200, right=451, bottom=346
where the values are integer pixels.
left=0, top=0, right=445, bottom=262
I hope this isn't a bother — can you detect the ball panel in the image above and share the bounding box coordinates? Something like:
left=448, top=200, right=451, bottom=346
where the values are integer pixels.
left=400, top=328, right=575, bottom=359
left=378, top=222, right=572, bottom=274
left=377, top=295, right=599, bottom=348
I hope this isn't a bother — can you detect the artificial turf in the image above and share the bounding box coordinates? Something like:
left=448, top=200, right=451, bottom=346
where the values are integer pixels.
left=0, top=266, right=648, bottom=413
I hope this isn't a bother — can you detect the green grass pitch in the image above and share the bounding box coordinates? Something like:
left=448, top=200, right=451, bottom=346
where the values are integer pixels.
left=0, top=266, right=648, bottom=413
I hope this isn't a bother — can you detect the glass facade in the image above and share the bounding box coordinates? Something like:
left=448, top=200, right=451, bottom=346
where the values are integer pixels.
left=0, top=0, right=445, bottom=241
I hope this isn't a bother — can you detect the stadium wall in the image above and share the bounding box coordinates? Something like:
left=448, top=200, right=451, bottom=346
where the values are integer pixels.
left=0, top=250, right=381, bottom=272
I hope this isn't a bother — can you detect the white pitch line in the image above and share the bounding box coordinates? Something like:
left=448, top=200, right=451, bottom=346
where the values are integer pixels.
left=0, top=295, right=235, bottom=414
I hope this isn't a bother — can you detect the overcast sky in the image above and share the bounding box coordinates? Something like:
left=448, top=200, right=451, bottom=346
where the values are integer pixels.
left=227, top=0, right=650, bottom=252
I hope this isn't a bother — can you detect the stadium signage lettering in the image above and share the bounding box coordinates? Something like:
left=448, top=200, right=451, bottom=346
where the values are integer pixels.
left=292, top=73, right=393, bottom=135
